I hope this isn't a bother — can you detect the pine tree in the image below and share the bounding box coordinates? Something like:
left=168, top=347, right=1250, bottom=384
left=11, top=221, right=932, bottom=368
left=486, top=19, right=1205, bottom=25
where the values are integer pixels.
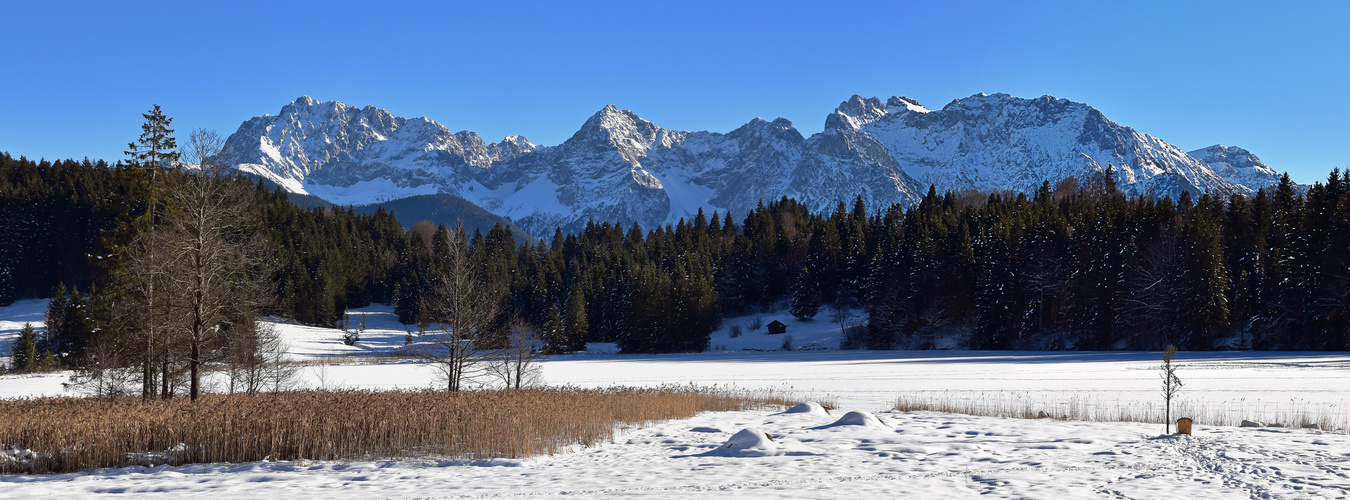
left=105, top=104, right=180, bottom=399
left=43, top=283, right=88, bottom=363
left=1177, top=196, right=1230, bottom=348
left=790, top=266, right=820, bottom=319
left=544, top=303, right=565, bottom=354
left=10, top=323, right=38, bottom=372
left=564, top=287, right=589, bottom=351
left=0, top=261, right=14, bottom=307
left=974, top=230, right=1019, bottom=349
left=1222, top=193, right=1259, bottom=340
left=125, top=105, right=181, bottom=172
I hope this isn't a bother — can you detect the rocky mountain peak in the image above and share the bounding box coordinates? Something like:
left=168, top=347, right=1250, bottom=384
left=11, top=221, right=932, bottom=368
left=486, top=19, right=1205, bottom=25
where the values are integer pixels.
left=1187, top=144, right=1280, bottom=190
left=567, top=105, right=668, bottom=164
left=827, top=95, right=890, bottom=131
left=887, top=96, right=923, bottom=108
left=582, top=104, right=650, bottom=132
left=290, top=95, right=318, bottom=108
left=226, top=92, right=1288, bottom=239
left=735, top=117, right=797, bottom=135
left=1193, top=144, right=1258, bottom=162
left=489, top=135, right=537, bottom=162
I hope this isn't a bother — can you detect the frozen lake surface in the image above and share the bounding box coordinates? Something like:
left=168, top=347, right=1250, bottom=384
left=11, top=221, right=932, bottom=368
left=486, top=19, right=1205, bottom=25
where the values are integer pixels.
left=3, top=300, right=1349, bottom=497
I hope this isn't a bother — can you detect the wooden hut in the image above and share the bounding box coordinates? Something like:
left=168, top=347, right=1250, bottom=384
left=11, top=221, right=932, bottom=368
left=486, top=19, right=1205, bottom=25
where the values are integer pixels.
left=766, top=320, right=788, bottom=335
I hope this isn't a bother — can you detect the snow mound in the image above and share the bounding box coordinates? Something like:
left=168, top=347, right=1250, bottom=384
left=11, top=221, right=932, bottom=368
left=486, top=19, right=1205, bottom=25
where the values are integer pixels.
left=817, top=411, right=888, bottom=429
left=703, top=428, right=792, bottom=457
left=778, top=402, right=829, bottom=416
left=1, top=444, right=40, bottom=468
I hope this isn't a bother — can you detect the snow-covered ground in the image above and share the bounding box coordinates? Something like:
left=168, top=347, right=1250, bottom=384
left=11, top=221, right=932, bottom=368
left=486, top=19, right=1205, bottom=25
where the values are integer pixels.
left=0, top=298, right=46, bottom=360
left=4, top=407, right=1348, bottom=498
left=3, top=300, right=1350, bottom=497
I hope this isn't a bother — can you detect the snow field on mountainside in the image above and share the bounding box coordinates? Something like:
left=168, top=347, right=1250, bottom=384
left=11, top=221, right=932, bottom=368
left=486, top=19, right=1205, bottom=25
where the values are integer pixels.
left=303, top=177, right=439, bottom=206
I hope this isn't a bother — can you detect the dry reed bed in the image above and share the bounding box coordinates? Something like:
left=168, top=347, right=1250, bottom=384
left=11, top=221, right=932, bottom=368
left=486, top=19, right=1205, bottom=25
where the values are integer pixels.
left=895, top=392, right=1350, bottom=431
left=0, top=387, right=790, bottom=474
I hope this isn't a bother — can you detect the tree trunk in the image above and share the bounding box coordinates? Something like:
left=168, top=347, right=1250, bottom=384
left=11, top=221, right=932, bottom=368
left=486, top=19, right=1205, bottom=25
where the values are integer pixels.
left=190, top=341, right=201, bottom=402
left=162, top=343, right=171, bottom=399
left=1165, top=398, right=1171, bottom=434
left=143, top=338, right=155, bottom=400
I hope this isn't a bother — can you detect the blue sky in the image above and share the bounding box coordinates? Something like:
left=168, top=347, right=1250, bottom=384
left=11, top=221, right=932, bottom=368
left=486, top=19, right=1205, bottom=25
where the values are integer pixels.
left=2, top=0, right=1346, bottom=183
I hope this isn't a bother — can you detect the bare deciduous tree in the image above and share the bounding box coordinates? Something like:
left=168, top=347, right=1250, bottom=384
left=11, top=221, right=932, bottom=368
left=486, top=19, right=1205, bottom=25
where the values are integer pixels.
left=488, top=319, right=542, bottom=389
left=412, top=224, right=503, bottom=391
left=63, top=333, right=138, bottom=399
left=916, top=301, right=952, bottom=350
left=224, top=321, right=297, bottom=395
left=830, top=299, right=854, bottom=341
left=1023, top=249, right=1066, bottom=332
left=161, top=129, right=274, bottom=401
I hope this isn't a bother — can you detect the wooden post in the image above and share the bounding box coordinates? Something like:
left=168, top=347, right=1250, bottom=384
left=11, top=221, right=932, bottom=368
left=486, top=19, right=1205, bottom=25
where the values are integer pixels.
left=1177, top=417, right=1193, bottom=435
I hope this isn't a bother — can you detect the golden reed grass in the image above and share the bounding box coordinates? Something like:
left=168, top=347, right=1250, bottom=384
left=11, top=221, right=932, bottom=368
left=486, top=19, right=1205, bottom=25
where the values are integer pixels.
left=895, top=391, right=1349, bottom=431
left=0, top=387, right=789, bottom=473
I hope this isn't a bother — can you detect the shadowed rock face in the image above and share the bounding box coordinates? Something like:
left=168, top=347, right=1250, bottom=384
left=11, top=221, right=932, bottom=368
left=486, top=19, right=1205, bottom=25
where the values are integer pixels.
left=227, top=94, right=1284, bottom=239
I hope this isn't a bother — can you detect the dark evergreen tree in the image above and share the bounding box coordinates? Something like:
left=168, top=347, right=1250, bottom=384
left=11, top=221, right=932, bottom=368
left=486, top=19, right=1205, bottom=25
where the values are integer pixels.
left=9, top=323, right=39, bottom=372
left=544, top=303, right=565, bottom=354
left=974, top=227, right=1020, bottom=349
left=0, top=254, right=13, bottom=307
left=124, top=105, right=181, bottom=171
left=43, top=282, right=89, bottom=363
left=563, top=287, right=589, bottom=352
left=790, top=266, right=820, bottom=320
left=105, top=105, right=181, bottom=400
left=1173, top=196, right=1231, bottom=348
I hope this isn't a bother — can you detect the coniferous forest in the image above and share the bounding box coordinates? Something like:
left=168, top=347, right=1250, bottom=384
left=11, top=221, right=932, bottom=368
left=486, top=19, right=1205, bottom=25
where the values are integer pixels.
left=3, top=151, right=1349, bottom=360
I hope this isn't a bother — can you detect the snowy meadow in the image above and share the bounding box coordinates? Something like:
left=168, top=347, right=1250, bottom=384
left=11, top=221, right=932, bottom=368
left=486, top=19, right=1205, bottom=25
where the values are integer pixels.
left=3, top=300, right=1350, bottom=497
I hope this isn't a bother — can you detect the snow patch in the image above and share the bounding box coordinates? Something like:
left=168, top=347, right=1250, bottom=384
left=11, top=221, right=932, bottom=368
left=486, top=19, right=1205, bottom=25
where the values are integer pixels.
left=304, top=178, right=439, bottom=206
left=702, top=428, right=816, bottom=457
left=779, top=402, right=830, bottom=417
left=654, top=166, right=717, bottom=225
left=464, top=176, right=568, bottom=221
left=817, top=411, right=888, bottom=429
left=237, top=163, right=308, bottom=195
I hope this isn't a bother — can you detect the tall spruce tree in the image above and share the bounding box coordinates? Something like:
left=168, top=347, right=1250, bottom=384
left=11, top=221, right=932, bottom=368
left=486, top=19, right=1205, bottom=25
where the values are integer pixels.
left=974, top=229, right=1019, bottom=349
left=0, top=258, right=14, bottom=307
left=563, top=287, right=589, bottom=351
left=1177, top=196, right=1230, bottom=348
left=544, top=303, right=565, bottom=354
left=108, top=104, right=180, bottom=399
left=9, top=323, right=39, bottom=372
left=790, top=266, right=820, bottom=320
left=43, top=282, right=89, bottom=363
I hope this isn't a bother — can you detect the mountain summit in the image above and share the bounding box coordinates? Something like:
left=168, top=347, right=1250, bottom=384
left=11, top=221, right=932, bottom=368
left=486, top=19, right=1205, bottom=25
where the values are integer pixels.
left=227, top=94, right=1284, bottom=238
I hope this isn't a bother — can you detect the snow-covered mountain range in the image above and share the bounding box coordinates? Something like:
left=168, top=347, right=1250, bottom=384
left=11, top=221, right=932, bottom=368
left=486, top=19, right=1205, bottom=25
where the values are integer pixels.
left=227, top=93, right=1283, bottom=239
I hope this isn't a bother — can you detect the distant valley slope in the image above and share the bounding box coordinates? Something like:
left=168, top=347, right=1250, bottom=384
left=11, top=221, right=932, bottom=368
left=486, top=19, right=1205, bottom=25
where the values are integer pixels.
left=226, top=93, right=1283, bottom=239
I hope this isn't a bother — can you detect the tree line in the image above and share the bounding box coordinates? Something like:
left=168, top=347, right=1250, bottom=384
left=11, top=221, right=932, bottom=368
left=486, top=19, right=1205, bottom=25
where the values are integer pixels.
left=4, top=124, right=1349, bottom=383
left=444, top=170, right=1348, bottom=353
left=1, top=108, right=405, bottom=398
left=0, top=157, right=404, bottom=325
